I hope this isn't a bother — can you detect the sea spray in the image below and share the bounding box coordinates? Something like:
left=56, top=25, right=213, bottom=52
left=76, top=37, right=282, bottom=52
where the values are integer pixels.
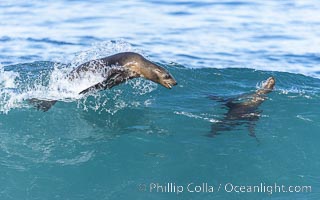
left=0, top=41, right=156, bottom=113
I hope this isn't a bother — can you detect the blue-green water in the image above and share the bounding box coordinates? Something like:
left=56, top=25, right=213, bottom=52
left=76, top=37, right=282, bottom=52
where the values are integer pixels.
left=1, top=0, right=320, bottom=199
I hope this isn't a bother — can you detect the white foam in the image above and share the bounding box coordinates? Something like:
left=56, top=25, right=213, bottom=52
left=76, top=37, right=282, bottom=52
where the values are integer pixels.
left=278, top=87, right=317, bottom=99
left=174, top=111, right=220, bottom=123
left=0, top=64, right=24, bottom=113
left=296, top=115, right=313, bottom=122
left=0, top=41, right=156, bottom=114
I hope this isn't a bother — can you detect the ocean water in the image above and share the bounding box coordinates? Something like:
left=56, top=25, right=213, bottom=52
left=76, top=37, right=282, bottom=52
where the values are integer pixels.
left=0, top=0, right=320, bottom=199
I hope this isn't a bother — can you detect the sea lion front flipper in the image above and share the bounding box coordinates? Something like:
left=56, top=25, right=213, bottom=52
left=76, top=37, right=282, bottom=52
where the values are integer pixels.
left=208, top=95, right=239, bottom=109
left=208, top=95, right=236, bottom=104
left=225, top=101, right=238, bottom=108
left=28, top=98, right=57, bottom=112
left=79, top=82, right=106, bottom=94
left=79, top=69, right=130, bottom=95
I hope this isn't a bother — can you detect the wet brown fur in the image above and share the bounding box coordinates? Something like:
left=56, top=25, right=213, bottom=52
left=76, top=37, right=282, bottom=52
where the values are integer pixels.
left=69, top=52, right=177, bottom=94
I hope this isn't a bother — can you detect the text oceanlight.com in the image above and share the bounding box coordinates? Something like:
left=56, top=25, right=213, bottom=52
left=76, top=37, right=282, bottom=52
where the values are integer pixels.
left=138, top=182, right=312, bottom=195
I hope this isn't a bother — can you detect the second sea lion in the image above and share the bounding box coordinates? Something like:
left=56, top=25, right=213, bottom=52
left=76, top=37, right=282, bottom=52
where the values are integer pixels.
left=209, top=77, right=275, bottom=138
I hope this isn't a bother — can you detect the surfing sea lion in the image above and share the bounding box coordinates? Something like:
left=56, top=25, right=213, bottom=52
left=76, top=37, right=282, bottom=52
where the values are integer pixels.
left=209, top=77, right=275, bottom=138
left=30, top=52, right=177, bottom=111
left=69, top=52, right=177, bottom=94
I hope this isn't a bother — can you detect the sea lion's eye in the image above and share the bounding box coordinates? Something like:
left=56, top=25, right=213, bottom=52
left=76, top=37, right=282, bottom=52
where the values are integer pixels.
left=164, top=74, right=170, bottom=79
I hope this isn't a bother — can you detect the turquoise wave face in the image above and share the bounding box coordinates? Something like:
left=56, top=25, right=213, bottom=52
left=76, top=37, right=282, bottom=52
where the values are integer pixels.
left=1, top=58, right=320, bottom=199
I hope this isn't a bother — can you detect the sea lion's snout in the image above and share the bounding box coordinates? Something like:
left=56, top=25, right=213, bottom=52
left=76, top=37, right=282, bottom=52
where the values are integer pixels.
left=257, top=76, right=275, bottom=95
left=153, top=68, right=177, bottom=89
left=161, top=72, right=177, bottom=89
left=264, top=76, right=275, bottom=90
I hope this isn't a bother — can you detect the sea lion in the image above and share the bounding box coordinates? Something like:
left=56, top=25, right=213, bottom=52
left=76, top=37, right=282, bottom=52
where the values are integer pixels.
left=208, top=77, right=275, bottom=138
left=69, top=52, right=177, bottom=94
left=30, top=52, right=177, bottom=111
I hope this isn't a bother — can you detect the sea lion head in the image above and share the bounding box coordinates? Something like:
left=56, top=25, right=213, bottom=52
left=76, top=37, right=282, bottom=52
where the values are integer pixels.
left=257, top=76, right=275, bottom=95
left=263, top=76, right=275, bottom=90
left=145, top=64, right=177, bottom=89
left=124, top=53, right=177, bottom=89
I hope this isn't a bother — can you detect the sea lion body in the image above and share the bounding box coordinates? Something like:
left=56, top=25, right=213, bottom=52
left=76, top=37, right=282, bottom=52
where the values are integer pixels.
left=210, top=77, right=275, bottom=137
left=30, top=52, right=177, bottom=111
left=69, top=52, right=177, bottom=94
